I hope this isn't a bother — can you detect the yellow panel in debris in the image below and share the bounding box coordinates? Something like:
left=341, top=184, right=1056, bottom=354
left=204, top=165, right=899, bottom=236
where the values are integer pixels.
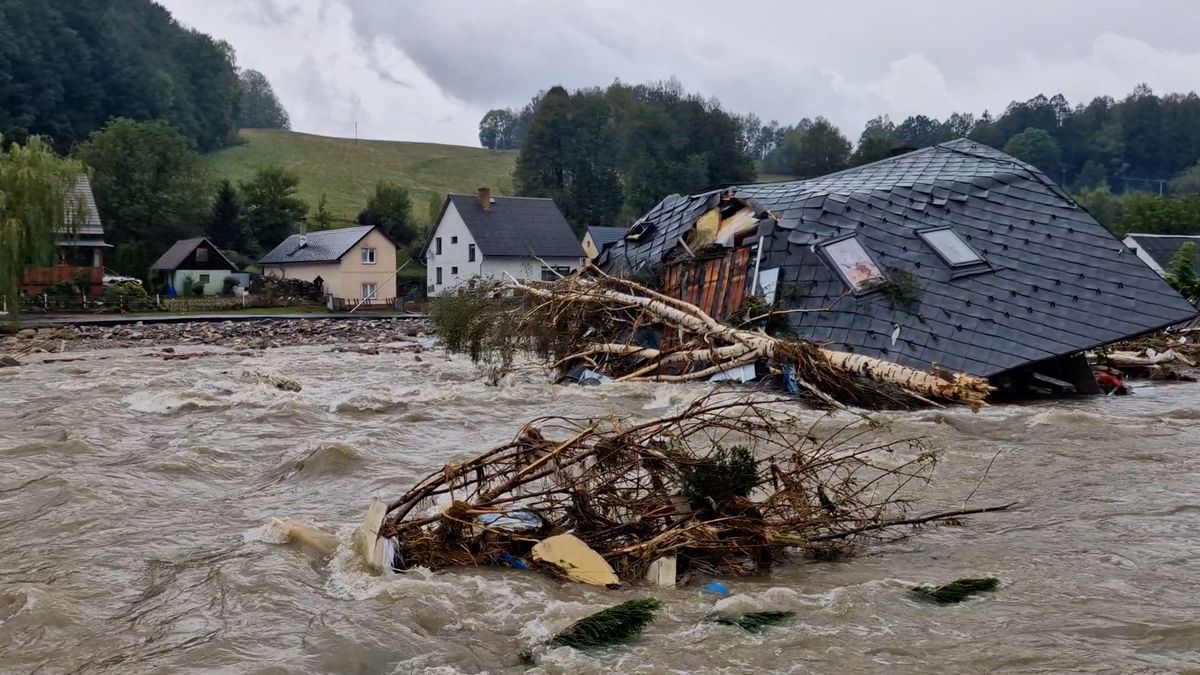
left=715, top=208, right=759, bottom=247
left=531, top=533, right=620, bottom=586
left=690, top=208, right=721, bottom=248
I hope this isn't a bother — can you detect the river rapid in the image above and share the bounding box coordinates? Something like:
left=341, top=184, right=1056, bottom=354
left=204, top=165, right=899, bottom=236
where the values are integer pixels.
left=1, top=343, right=1198, bottom=674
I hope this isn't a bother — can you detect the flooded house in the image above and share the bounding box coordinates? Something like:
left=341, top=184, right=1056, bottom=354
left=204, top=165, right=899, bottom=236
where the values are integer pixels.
left=599, top=139, right=1198, bottom=395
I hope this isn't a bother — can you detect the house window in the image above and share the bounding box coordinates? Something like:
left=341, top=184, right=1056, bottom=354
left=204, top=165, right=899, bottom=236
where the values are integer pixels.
left=541, top=266, right=572, bottom=281
left=820, top=236, right=884, bottom=291
left=918, top=228, right=984, bottom=267
left=451, top=266, right=458, bottom=275
left=436, top=267, right=443, bottom=285
left=198, top=274, right=211, bottom=284
left=361, top=283, right=377, bottom=298
left=361, top=247, right=376, bottom=264
left=451, top=236, right=458, bottom=244
left=468, top=244, right=476, bottom=262
left=436, top=237, right=442, bottom=255
left=195, top=247, right=209, bottom=262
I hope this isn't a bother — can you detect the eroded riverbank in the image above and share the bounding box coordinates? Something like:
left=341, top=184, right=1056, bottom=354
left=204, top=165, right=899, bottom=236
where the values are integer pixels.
left=1, top=343, right=1198, bottom=673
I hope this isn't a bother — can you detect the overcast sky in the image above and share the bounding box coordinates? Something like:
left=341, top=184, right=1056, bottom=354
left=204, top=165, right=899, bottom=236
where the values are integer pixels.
left=161, top=0, right=1200, bottom=147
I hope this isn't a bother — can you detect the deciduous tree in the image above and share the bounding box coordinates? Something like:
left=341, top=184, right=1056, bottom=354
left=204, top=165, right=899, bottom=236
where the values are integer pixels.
left=237, top=69, right=290, bottom=130
left=239, top=165, right=307, bottom=251
left=74, top=118, right=211, bottom=272
left=0, top=136, right=86, bottom=311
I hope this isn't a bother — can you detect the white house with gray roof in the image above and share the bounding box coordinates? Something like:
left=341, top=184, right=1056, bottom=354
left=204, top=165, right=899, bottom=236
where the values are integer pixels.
left=423, top=188, right=585, bottom=296
left=260, top=225, right=398, bottom=301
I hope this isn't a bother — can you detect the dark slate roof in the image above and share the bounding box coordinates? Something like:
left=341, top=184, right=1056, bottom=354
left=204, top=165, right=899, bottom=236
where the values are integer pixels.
left=1123, top=234, right=1200, bottom=275
left=151, top=237, right=238, bottom=271
left=601, top=138, right=1198, bottom=378
left=260, top=225, right=376, bottom=264
left=439, top=194, right=584, bottom=258
left=587, top=226, right=629, bottom=249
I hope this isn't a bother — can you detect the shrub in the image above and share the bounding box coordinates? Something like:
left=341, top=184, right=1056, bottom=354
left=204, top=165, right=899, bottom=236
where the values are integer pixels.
left=222, top=276, right=240, bottom=295
left=46, top=279, right=80, bottom=296
left=107, top=281, right=147, bottom=298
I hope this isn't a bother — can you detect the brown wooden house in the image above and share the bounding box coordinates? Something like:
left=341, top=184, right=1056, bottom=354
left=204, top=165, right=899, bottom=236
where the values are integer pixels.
left=21, top=176, right=111, bottom=295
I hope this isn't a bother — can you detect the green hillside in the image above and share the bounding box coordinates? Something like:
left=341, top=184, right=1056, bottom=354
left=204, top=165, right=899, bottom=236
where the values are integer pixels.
left=207, top=129, right=517, bottom=225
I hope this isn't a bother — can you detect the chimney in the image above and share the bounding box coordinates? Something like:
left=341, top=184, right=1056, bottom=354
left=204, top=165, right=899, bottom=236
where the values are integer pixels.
left=478, top=186, right=492, bottom=212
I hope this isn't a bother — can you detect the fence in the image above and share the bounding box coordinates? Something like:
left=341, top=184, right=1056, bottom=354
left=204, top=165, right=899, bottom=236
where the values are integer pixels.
left=17, top=292, right=322, bottom=315
left=21, top=265, right=103, bottom=294
left=328, top=296, right=397, bottom=312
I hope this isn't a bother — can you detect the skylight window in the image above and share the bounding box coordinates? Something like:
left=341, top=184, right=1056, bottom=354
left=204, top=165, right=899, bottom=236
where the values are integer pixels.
left=919, top=228, right=983, bottom=267
left=820, top=236, right=884, bottom=291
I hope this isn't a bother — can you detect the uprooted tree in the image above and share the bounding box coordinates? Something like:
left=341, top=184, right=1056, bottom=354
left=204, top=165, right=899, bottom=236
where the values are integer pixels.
left=380, top=393, right=1013, bottom=580
left=429, top=266, right=992, bottom=410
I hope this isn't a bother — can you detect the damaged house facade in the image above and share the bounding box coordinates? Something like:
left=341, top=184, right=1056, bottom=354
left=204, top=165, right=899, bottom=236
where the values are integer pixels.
left=599, top=139, right=1198, bottom=395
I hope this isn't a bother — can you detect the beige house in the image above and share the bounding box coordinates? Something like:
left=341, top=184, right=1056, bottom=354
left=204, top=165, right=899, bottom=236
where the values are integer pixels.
left=260, top=225, right=398, bottom=300
left=581, top=226, right=628, bottom=260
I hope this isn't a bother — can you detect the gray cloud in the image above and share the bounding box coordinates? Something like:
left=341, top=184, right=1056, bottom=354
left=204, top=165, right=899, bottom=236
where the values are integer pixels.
left=162, top=0, right=1200, bottom=145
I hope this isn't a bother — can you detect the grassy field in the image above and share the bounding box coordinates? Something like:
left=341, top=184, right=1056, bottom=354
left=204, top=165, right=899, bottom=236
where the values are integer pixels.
left=206, top=129, right=518, bottom=225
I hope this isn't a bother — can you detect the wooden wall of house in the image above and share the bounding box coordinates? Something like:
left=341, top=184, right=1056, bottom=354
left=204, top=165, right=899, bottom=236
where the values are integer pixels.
left=660, top=246, right=753, bottom=320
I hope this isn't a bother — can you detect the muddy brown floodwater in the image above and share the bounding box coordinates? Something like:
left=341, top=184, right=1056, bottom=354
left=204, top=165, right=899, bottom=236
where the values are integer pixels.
left=1, top=344, right=1198, bottom=674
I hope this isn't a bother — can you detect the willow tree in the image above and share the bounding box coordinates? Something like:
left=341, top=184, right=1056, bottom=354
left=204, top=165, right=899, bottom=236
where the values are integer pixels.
left=0, top=136, right=85, bottom=315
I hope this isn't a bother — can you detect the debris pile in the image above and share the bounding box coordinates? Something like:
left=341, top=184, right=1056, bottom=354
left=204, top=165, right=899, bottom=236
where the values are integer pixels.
left=431, top=265, right=992, bottom=410
left=379, top=394, right=1010, bottom=583
left=1, top=318, right=432, bottom=354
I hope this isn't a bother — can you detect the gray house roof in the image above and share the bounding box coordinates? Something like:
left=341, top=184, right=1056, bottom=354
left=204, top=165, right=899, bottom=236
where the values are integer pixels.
left=601, top=138, right=1198, bottom=378
left=64, top=175, right=103, bottom=236
left=260, top=225, right=379, bottom=264
left=430, top=194, right=584, bottom=259
left=1123, top=234, right=1200, bottom=276
left=586, top=226, right=629, bottom=250
left=151, top=237, right=238, bottom=271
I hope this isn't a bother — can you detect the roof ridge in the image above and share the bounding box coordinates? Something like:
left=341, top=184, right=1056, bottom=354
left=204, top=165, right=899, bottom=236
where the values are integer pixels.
left=448, top=193, right=557, bottom=202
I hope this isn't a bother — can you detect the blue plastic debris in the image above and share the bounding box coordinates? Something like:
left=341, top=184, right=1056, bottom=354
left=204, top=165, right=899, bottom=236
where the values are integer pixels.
left=702, top=581, right=730, bottom=596
left=495, top=552, right=528, bottom=569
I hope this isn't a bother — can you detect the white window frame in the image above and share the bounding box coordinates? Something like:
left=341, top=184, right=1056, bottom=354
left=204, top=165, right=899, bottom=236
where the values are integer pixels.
left=361, top=282, right=377, bottom=298
left=468, top=244, right=476, bottom=262
left=361, top=247, right=377, bottom=265
left=198, top=273, right=211, bottom=284
left=917, top=227, right=984, bottom=268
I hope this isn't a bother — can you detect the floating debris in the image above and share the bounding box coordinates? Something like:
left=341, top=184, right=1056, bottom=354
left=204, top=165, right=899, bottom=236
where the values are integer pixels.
left=430, top=268, right=992, bottom=410
left=548, top=598, right=663, bottom=649
left=712, top=611, right=796, bottom=632
left=912, top=577, right=1000, bottom=604
left=377, top=393, right=1012, bottom=582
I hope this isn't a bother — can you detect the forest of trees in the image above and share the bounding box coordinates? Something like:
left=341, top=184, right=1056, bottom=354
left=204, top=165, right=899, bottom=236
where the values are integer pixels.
left=501, top=79, right=755, bottom=229
left=0, top=0, right=243, bottom=151
left=487, top=83, right=1200, bottom=236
